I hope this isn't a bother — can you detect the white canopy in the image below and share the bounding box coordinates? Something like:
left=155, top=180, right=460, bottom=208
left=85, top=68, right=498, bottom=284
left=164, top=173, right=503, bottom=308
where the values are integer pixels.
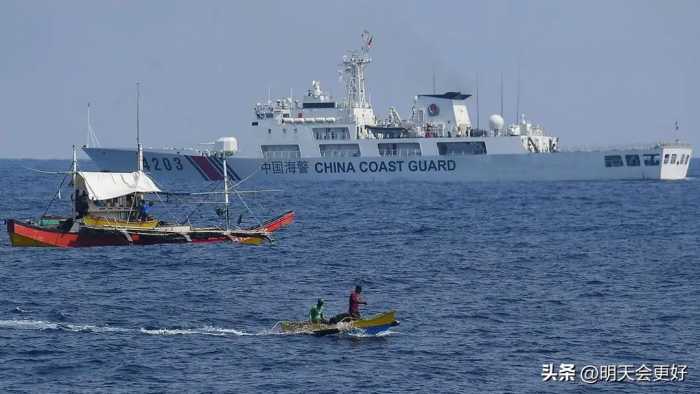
left=77, top=171, right=161, bottom=201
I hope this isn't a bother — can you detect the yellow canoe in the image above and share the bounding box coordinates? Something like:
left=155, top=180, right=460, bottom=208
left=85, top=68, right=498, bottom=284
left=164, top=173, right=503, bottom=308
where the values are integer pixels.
left=278, top=310, right=398, bottom=335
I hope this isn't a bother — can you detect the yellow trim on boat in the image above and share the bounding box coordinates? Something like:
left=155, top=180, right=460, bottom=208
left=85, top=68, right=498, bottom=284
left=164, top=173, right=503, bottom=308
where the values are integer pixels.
left=352, top=311, right=397, bottom=329
left=238, top=237, right=266, bottom=245
left=9, top=232, right=52, bottom=247
left=83, top=215, right=158, bottom=229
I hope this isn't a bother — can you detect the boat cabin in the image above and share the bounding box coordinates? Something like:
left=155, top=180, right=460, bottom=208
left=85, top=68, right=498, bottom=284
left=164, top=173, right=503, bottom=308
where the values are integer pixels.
left=74, top=171, right=161, bottom=224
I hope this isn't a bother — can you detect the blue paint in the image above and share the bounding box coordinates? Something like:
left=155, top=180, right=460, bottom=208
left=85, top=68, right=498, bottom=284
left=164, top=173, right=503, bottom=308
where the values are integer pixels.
left=0, top=159, right=698, bottom=392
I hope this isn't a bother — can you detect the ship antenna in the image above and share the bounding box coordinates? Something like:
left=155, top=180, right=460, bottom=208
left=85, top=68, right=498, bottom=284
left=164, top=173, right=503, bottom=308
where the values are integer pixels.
left=499, top=72, right=504, bottom=120
left=136, top=82, right=143, bottom=172
left=432, top=64, right=436, bottom=94
left=475, top=72, right=480, bottom=131
left=86, top=103, right=91, bottom=148
left=515, top=66, right=521, bottom=123
left=85, top=102, right=102, bottom=148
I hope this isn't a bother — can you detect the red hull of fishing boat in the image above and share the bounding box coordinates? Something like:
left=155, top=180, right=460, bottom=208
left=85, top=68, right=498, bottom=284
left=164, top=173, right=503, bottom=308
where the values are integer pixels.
left=7, top=219, right=130, bottom=247
left=6, top=210, right=295, bottom=248
left=255, top=210, right=295, bottom=233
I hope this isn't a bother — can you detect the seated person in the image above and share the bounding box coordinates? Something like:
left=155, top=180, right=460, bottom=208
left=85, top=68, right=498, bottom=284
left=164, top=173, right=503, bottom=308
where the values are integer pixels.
left=138, top=200, right=153, bottom=221
left=309, top=299, right=327, bottom=324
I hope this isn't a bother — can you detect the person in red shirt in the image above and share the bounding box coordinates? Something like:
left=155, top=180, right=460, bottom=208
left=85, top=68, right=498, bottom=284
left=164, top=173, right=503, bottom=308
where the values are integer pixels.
left=348, top=285, right=367, bottom=318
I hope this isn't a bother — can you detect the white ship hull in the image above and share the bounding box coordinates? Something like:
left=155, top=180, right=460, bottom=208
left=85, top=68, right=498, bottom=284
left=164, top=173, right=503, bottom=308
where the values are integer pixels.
left=84, top=145, right=692, bottom=183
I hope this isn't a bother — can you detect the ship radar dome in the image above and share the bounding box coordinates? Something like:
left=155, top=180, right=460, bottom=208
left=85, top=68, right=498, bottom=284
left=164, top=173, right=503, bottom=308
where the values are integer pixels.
left=215, top=137, right=238, bottom=156
left=488, top=114, right=505, bottom=131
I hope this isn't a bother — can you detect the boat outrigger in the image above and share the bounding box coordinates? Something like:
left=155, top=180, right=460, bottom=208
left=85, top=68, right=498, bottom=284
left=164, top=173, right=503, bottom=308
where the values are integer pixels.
left=277, top=311, right=399, bottom=336
left=7, top=84, right=294, bottom=248
left=7, top=146, right=294, bottom=248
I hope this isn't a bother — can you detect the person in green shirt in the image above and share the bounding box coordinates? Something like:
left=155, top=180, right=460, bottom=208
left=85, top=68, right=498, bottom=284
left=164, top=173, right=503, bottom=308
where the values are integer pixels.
left=309, top=298, right=327, bottom=324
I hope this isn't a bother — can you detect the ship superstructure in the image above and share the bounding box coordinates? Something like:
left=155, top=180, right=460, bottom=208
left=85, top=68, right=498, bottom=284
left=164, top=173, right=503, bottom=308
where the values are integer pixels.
left=84, top=32, right=692, bottom=182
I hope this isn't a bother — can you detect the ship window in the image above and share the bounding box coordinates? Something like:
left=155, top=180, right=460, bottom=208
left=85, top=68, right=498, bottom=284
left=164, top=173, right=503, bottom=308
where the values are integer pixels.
left=261, top=144, right=301, bottom=159
left=670, top=154, right=677, bottom=164
left=252, top=121, right=259, bottom=126
left=378, top=143, right=421, bottom=157
left=625, top=154, right=640, bottom=167
left=265, top=113, right=273, bottom=119
left=437, top=142, right=487, bottom=156
left=303, top=102, right=336, bottom=109
left=319, top=144, right=361, bottom=158
left=313, top=127, right=350, bottom=140
left=663, top=154, right=669, bottom=164
left=643, top=154, right=660, bottom=166
left=604, top=155, right=624, bottom=167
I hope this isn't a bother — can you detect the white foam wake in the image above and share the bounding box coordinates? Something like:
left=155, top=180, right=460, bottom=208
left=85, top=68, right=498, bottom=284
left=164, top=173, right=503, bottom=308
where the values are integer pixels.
left=0, top=318, right=398, bottom=338
left=0, top=319, right=258, bottom=337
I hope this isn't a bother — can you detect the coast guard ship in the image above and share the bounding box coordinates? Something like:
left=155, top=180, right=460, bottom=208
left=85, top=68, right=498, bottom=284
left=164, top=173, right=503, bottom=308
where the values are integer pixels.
left=85, top=32, right=692, bottom=182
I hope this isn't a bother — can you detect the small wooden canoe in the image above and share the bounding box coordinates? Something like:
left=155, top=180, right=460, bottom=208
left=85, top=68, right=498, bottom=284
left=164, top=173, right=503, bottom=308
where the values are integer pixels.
left=278, top=310, right=399, bottom=336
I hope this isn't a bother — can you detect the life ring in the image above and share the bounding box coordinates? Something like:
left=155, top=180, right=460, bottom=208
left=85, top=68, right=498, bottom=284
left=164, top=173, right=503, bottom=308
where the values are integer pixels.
left=428, top=103, right=439, bottom=116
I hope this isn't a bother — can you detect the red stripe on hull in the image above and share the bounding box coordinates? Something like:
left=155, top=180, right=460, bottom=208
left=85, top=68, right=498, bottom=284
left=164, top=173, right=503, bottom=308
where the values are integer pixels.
left=190, top=156, right=223, bottom=180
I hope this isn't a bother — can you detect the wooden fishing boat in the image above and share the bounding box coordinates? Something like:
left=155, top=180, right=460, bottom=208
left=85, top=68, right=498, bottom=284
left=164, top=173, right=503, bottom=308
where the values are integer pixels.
left=277, top=311, right=399, bottom=336
left=7, top=211, right=294, bottom=247
left=7, top=147, right=295, bottom=248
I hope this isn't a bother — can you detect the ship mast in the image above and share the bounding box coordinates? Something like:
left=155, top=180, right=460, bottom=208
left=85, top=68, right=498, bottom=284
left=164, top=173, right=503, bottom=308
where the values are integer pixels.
left=341, top=31, right=373, bottom=109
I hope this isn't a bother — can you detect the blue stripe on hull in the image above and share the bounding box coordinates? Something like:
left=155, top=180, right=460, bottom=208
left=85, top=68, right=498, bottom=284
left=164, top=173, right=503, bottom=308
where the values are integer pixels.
left=359, top=324, right=394, bottom=335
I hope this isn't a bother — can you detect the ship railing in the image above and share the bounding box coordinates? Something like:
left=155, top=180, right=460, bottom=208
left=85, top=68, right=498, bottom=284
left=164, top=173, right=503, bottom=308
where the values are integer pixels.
left=559, top=141, right=691, bottom=153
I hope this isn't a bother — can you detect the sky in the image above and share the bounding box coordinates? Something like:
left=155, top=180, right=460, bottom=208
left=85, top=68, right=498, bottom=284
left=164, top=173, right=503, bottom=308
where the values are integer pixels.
left=0, top=0, right=698, bottom=158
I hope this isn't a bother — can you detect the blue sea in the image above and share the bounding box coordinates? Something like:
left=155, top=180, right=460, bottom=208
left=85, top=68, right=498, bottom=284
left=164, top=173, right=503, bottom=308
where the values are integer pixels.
left=0, top=158, right=698, bottom=393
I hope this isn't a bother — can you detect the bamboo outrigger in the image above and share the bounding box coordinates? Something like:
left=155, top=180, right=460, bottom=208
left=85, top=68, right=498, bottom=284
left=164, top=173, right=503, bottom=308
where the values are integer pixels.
left=6, top=147, right=294, bottom=248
